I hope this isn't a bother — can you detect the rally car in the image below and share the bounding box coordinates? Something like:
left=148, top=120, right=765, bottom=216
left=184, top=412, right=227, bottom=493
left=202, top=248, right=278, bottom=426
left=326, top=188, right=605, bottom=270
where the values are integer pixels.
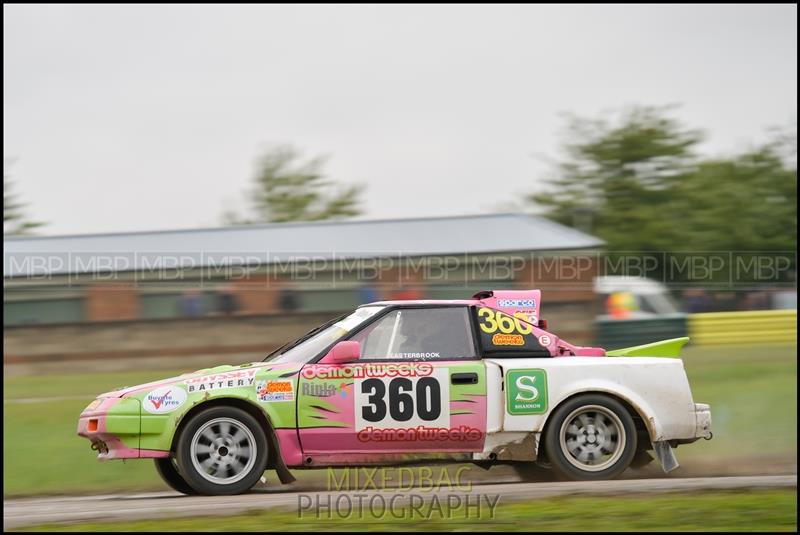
left=77, top=290, right=712, bottom=495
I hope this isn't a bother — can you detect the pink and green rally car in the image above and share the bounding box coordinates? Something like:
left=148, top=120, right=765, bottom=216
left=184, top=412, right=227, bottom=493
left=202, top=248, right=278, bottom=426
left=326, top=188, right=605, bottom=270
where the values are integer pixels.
left=77, top=290, right=712, bottom=495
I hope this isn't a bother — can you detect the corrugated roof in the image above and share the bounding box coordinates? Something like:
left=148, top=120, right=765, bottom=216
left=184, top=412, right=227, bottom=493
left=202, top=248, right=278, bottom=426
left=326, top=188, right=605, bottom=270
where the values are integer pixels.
left=3, top=213, right=603, bottom=277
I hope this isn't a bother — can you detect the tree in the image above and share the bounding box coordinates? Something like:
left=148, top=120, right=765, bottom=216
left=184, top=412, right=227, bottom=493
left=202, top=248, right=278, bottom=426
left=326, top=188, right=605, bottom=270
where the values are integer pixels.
left=225, top=145, right=364, bottom=224
left=4, top=166, right=44, bottom=236
left=669, top=142, right=797, bottom=253
left=529, top=105, right=703, bottom=252
left=528, top=106, right=797, bottom=283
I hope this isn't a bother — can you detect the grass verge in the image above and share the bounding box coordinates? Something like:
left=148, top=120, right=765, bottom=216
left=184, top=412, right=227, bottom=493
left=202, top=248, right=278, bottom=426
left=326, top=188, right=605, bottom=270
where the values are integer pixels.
left=13, top=489, right=798, bottom=532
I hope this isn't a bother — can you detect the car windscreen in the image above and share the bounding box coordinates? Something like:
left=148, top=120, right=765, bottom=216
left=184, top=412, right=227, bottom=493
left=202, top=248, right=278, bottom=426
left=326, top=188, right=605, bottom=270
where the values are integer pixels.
left=265, top=306, right=385, bottom=364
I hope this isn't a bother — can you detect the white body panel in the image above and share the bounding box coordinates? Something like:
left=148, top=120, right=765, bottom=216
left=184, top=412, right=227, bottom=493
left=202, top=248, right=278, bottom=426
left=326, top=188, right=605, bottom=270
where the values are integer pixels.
left=486, top=356, right=698, bottom=442
left=485, top=361, right=504, bottom=433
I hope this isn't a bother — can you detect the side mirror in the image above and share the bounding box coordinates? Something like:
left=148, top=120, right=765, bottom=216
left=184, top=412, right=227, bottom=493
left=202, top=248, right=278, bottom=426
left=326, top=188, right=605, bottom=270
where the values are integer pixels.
left=321, top=341, right=360, bottom=364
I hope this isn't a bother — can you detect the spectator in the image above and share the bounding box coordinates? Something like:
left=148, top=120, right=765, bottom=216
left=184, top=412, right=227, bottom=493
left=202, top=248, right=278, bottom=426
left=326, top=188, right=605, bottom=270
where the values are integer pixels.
left=606, top=291, right=637, bottom=319
left=357, top=284, right=380, bottom=304
left=391, top=284, right=424, bottom=301
left=682, top=288, right=713, bottom=313
left=215, top=283, right=240, bottom=316
left=739, top=291, right=770, bottom=311
left=179, top=288, right=204, bottom=317
left=278, top=287, right=300, bottom=312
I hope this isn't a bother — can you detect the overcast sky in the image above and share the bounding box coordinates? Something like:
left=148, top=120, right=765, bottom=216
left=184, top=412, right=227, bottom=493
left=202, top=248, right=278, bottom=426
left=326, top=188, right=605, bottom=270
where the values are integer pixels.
left=3, top=4, right=797, bottom=236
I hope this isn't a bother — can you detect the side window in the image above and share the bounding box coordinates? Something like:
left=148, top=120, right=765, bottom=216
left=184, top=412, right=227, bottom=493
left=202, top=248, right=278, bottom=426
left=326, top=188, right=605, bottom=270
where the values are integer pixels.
left=474, top=306, right=550, bottom=357
left=351, top=307, right=476, bottom=361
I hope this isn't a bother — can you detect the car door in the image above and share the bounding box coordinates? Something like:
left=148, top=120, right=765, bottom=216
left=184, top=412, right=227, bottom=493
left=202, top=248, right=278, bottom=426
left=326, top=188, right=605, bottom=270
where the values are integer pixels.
left=297, top=306, right=487, bottom=457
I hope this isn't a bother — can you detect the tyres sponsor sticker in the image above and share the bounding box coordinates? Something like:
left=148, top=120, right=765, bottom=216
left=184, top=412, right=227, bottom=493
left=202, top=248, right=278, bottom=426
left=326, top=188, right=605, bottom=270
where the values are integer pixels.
left=144, top=386, right=187, bottom=414
left=505, top=369, right=548, bottom=415
left=256, top=380, right=295, bottom=402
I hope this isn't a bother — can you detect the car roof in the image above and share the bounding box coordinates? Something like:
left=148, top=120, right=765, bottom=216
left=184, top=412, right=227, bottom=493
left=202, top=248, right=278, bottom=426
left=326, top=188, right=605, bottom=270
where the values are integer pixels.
left=360, top=299, right=479, bottom=307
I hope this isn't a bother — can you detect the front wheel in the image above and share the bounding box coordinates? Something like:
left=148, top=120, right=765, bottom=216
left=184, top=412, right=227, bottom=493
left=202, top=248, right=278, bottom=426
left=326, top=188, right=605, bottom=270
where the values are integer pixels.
left=154, top=457, right=196, bottom=495
left=543, top=394, right=637, bottom=481
left=175, top=406, right=269, bottom=495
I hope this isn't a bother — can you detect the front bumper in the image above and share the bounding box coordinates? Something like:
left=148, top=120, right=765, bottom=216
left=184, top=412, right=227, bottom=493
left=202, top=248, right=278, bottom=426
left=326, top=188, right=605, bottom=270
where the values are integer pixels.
left=77, top=397, right=168, bottom=460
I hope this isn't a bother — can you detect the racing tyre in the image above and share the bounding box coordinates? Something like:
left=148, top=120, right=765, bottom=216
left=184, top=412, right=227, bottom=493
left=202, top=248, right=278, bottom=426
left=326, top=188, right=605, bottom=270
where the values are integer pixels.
left=543, top=394, right=637, bottom=481
left=154, top=457, right=196, bottom=495
left=175, top=406, right=269, bottom=495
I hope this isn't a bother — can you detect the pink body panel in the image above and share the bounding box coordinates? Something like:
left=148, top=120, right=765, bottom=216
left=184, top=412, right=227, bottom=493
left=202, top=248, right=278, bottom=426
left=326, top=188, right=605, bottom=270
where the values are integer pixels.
left=274, top=428, right=305, bottom=466
left=296, top=361, right=487, bottom=456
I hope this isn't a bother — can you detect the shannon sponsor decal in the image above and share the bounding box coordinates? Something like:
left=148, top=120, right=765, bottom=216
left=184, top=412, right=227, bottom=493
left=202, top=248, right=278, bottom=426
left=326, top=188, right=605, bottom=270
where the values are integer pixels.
left=506, top=369, right=548, bottom=415
left=144, top=386, right=187, bottom=414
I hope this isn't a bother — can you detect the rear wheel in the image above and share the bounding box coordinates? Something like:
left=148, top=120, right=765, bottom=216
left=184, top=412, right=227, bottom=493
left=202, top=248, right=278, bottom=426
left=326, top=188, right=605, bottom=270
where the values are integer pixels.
left=154, top=457, right=196, bottom=495
left=175, top=406, right=269, bottom=495
left=544, top=394, right=637, bottom=481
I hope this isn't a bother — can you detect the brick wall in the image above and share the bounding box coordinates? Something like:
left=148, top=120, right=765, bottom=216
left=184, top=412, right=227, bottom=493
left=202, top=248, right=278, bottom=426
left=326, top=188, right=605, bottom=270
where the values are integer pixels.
left=85, top=283, right=139, bottom=321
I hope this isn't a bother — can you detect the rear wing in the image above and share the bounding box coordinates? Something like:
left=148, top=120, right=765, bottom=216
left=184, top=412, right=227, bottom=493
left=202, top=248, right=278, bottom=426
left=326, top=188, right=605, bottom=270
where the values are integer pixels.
left=606, top=337, right=690, bottom=357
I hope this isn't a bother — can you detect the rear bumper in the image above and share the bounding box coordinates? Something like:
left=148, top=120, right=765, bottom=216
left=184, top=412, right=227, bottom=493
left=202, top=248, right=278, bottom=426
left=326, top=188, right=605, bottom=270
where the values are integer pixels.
left=693, top=402, right=712, bottom=440
left=77, top=397, right=168, bottom=460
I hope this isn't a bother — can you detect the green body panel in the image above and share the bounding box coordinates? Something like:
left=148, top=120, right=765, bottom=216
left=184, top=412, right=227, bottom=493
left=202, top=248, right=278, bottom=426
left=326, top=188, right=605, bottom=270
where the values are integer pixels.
left=139, top=413, right=181, bottom=451
left=104, top=397, right=141, bottom=449
left=251, top=365, right=300, bottom=430
left=297, top=381, right=350, bottom=428
left=606, top=337, right=690, bottom=357
left=111, top=362, right=302, bottom=453
left=448, top=361, right=486, bottom=403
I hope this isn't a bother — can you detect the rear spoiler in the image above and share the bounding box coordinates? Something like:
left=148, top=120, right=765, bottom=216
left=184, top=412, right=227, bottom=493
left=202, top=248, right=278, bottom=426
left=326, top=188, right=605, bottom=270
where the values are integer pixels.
left=606, top=337, right=690, bottom=357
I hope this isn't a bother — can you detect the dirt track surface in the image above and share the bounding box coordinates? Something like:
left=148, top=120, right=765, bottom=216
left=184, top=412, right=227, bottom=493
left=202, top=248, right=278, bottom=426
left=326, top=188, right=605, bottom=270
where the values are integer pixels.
left=4, top=475, right=796, bottom=530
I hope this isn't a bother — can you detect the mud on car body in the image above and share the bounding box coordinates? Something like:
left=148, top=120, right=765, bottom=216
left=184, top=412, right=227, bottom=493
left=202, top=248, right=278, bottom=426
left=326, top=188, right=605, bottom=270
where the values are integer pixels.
left=78, top=290, right=712, bottom=495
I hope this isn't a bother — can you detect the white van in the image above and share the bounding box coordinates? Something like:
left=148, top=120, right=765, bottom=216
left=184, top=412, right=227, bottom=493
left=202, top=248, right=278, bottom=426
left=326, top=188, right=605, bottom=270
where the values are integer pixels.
left=593, top=276, right=682, bottom=320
